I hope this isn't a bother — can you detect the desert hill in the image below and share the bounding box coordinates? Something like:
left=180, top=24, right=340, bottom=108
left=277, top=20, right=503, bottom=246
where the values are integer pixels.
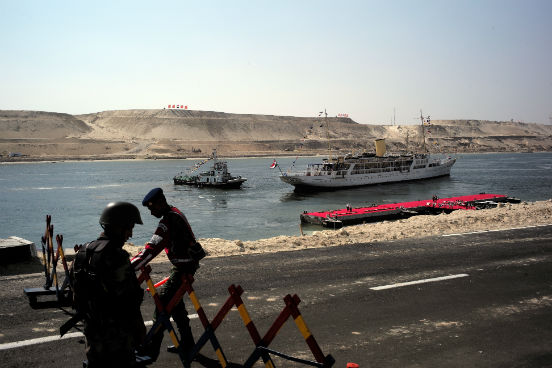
left=0, top=110, right=91, bottom=139
left=1, top=109, right=551, bottom=161
left=77, top=109, right=360, bottom=141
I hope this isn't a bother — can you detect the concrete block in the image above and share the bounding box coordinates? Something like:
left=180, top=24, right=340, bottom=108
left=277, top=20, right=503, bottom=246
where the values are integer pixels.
left=0, top=236, right=37, bottom=264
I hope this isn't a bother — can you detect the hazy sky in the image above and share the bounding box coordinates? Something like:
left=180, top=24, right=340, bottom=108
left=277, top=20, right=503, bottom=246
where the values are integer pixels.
left=1, top=0, right=551, bottom=125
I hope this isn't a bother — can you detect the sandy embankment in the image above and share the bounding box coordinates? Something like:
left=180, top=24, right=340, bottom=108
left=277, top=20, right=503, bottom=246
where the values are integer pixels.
left=127, top=200, right=552, bottom=264
left=2, top=200, right=550, bottom=275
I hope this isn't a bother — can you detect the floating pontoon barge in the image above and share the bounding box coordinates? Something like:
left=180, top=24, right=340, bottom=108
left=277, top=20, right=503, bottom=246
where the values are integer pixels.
left=300, top=194, right=520, bottom=228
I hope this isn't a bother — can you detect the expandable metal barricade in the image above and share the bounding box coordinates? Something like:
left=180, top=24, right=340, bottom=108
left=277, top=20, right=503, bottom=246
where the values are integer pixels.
left=138, top=265, right=229, bottom=367
left=138, top=266, right=335, bottom=368
left=23, top=215, right=72, bottom=308
left=22, top=215, right=334, bottom=367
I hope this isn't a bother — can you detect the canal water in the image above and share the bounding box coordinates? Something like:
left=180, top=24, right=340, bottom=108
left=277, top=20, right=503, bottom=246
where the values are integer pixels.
left=0, top=152, right=550, bottom=249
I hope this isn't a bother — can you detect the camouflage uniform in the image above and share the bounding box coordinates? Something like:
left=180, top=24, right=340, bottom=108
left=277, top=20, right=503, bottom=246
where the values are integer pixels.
left=79, top=235, right=145, bottom=368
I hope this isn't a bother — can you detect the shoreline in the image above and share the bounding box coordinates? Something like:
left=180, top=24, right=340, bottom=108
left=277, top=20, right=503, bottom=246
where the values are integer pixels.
left=126, top=199, right=552, bottom=264
left=1, top=150, right=550, bottom=164
left=0, top=152, right=324, bottom=164
left=3, top=199, right=551, bottom=276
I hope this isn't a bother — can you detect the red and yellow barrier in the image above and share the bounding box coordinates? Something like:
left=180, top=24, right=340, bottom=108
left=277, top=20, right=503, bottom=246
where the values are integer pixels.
left=138, top=267, right=334, bottom=368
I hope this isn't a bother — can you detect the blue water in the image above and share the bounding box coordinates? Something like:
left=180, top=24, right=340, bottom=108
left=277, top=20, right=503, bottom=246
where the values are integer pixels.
left=0, top=153, right=551, bottom=250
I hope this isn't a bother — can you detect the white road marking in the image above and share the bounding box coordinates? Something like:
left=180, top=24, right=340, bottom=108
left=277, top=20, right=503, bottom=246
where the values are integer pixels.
left=0, top=314, right=198, bottom=351
left=442, top=224, right=552, bottom=237
left=370, top=274, right=469, bottom=291
left=0, top=331, right=84, bottom=350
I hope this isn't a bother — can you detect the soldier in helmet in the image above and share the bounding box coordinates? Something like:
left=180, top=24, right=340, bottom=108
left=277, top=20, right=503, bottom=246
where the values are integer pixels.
left=131, top=188, right=206, bottom=363
left=72, top=202, right=147, bottom=368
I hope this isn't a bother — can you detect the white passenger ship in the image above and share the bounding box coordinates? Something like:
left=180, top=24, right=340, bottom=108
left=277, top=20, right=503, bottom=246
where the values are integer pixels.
left=280, top=145, right=455, bottom=190
left=279, top=112, right=456, bottom=190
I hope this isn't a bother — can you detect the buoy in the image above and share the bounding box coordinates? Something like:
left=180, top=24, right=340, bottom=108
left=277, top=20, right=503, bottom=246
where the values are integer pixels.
left=347, top=363, right=359, bottom=368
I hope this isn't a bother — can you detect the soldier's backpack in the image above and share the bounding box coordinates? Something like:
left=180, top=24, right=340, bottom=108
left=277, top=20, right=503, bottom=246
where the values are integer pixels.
left=71, top=242, right=96, bottom=317
left=60, top=240, right=108, bottom=336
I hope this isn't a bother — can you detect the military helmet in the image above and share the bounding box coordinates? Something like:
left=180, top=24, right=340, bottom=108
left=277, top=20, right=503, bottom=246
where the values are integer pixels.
left=99, top=202, right=143, bottom=228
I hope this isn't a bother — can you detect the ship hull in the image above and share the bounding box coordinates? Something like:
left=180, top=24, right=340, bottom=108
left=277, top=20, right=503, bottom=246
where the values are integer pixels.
left=174, top=177, right=246, bottom=188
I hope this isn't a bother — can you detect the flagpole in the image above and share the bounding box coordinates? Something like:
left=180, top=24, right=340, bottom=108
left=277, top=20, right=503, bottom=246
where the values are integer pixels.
left=318, top=109, right=331, bottom=161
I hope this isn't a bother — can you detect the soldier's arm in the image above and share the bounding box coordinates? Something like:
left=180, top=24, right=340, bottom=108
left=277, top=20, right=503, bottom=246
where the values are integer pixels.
left=130, top=219, right=170, bottom=270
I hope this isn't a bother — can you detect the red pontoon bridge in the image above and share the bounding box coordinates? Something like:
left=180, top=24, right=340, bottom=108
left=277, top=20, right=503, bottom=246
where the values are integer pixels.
left=300, top=194, right=520, bottom=228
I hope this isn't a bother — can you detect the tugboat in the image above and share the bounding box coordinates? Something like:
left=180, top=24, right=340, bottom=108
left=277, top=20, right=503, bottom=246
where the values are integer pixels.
left=173, top=149, right=247, bottom=188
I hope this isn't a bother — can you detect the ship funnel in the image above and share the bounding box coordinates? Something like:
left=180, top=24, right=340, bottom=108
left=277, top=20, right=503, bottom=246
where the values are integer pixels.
left=375, top=139, right=386, bottom=157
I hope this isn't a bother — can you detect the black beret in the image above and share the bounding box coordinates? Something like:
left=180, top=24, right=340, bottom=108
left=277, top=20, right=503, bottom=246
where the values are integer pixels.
left=142, top=187, right=164, bottom=206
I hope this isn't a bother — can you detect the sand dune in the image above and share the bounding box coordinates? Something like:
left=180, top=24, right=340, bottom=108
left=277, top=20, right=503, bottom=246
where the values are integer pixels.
left=1, top=109, right=551, bottom=161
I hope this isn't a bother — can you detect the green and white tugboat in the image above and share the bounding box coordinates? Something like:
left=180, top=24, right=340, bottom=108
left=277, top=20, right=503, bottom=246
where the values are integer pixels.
left=173, top=149, right=247, bottom=188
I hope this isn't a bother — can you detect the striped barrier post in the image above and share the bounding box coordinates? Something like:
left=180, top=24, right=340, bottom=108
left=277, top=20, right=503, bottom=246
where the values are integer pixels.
left=189, top=283, right=238, bottom=359
left=285, top=294, right=333, bottom=366
left=55, top=234, right=72, bottom=292
left=177, top=274, right=230, bottom=368
left=138, top=266, right=190, bottom=367
left=227, top=284, right=275, bottom=367
left=243, top=294, right=334, bottom=368
left=190, top=283, right=275, bottom=367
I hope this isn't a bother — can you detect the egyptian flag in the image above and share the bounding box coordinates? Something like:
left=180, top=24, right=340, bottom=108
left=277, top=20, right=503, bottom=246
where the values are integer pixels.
left=270, top=159, right=277, bottom=169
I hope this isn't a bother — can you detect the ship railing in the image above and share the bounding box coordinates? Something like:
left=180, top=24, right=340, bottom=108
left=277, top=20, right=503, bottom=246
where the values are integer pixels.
left=285, top=168, right=331, bottom=177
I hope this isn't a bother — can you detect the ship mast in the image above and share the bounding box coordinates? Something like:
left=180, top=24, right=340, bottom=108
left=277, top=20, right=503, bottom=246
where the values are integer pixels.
left=319, top=109, right=332, bottom=161
left=419, top=110, right=428, bottom=153
left=324, top=109, right=331, bottom=161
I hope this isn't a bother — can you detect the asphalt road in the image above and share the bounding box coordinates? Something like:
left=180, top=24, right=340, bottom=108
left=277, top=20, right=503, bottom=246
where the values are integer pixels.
left=1, top=224, right=551, bottom=367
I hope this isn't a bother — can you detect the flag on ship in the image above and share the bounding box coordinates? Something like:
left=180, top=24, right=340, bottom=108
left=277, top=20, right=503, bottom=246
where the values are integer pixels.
left=270, top=159, right=278, bottom=169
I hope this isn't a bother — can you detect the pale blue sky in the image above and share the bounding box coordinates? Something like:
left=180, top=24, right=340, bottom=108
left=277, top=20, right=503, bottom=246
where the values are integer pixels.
left=1, top=0, right=551, bottom=124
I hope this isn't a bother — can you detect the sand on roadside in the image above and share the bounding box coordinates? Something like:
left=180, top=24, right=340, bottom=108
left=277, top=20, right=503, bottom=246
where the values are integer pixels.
left=2, top=200, right=550, bottom=275
left=125, top=199, right=552, bottom=264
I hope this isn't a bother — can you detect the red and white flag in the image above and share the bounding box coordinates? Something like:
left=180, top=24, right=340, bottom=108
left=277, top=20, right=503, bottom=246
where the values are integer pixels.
left=270, top=159, right=277, bottom=169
